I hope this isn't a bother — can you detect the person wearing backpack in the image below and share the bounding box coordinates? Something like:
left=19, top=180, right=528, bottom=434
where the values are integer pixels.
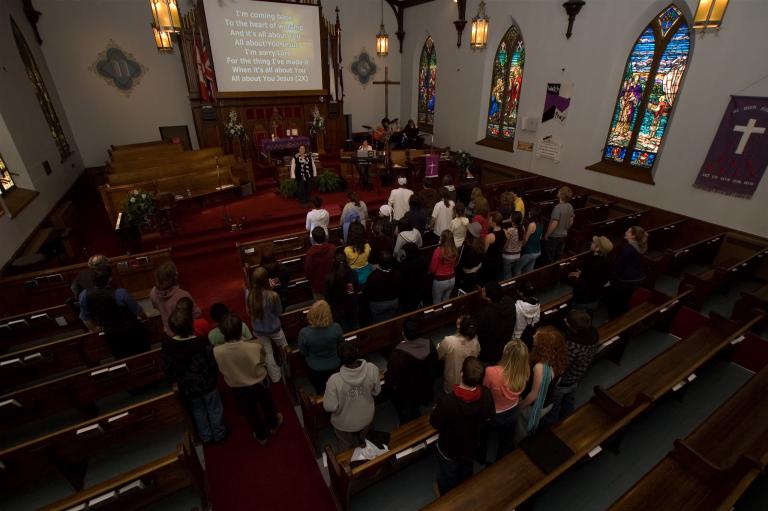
left=513, top=282, right=540, bottom=347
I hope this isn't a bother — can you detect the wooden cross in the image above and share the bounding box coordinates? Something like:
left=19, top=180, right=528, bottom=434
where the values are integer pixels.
left=373, top=66, right=400, bottom=119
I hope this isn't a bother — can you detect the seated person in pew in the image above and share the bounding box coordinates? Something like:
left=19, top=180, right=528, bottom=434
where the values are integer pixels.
left=477, top=281, right=517, bottom=365
left=298, top=300, right=344, bottom=394
left=430, top=356, right=495, bottom=496
left=215, top=313, right=283, bottom=446
left=306, top=196, right=330, bottom=243
left=480, top=340, right=530, bottom=463
left=162, top=307, right=227, bottom=445
left=543, top=309, right=599, bottom=426
left=79, top=263, right=150, bottom=359
left=323, top=341, right=382, bottom=452
left=305, top=227, right=338, bottom=300
left=208, top=302, right=254, bottom=346
left=605, top=226, right=649, bottom=318
left=540, top=186, right=575, bottom=266
left=150, top=261, right=201, bottom=337
left=70, top=253, right=108, bottom=300
left=385, top=318, right=440, bottom=424
left=513, top=281, right=541, bottom=345
left=515, top=326, right=569, bottom=442
left=437, top=315, right=481, bottom=394
left=569, top=235, right=614, bottom=314
left=246, top=267, right=289, bottom=384
left=364, top=252, right=402, bottom=323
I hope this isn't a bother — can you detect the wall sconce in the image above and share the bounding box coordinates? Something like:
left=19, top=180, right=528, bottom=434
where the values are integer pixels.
left=563, top=0, right=586, bottom=39
left=376, top=0, right=389, bottom=56
left=694, top=0, right=730, bottom=30
left=470, top=1, right=489, bottom=50
left=453, top=0, right=467, bottom=48
left=152, top=24, right=174, bottom=52
left=149, top=0, right=182, bottom=33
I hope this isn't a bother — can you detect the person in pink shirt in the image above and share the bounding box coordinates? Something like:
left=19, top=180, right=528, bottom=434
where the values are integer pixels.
left=481, top=340, right=530, bottom=462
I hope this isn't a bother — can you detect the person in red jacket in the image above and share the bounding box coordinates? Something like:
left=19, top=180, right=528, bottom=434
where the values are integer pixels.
left=305, top=227, right=337, bottom=299
left=429, top=230, right=458, bottom=304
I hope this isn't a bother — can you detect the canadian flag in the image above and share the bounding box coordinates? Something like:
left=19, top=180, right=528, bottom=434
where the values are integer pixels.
left=194, top=26, right=215, bottom=102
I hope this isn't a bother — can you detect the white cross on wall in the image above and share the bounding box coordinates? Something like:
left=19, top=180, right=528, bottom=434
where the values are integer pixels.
left=733, top=118, right=765, bottom=155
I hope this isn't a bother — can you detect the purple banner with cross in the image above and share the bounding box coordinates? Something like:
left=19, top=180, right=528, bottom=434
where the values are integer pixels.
left=693, top=96, right=768, bottom=199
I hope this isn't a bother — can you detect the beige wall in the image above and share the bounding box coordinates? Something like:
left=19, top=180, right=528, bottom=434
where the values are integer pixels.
left=400, top=0, right=768, bottom=237
left=36, top=0, right=198, bottom=167
left=0, top=1, right=84, bottom=267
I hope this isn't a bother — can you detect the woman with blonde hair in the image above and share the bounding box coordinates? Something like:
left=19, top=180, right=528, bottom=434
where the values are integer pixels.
left=482, top=340, right=530, bottom=461
left=429, top=230, right=459, bottom=304
left=606, top=225, right=649, bottom=317
left=246, top=267, right=288, bottom=383
left=516, top=326, right=569, bottom=440
left=298, top=300, right=344, bottom=394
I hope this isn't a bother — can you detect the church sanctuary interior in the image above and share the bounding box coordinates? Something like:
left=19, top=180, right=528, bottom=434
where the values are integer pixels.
left=3, top=0, right=768, bottom=509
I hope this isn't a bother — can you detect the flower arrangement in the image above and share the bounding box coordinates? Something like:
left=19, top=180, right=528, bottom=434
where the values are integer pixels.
left=309, top=106, right=326, bottom=135
left=224, top=109, right=247, bottom=140
left=122, top=189, right=156, bottom=226
left=453, top=150, right=475, bottom=179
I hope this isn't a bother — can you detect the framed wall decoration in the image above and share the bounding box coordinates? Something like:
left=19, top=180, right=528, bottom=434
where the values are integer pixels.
left=350, top=49, right=377, bottom=86
left=90, top=41, right=148, bottom=96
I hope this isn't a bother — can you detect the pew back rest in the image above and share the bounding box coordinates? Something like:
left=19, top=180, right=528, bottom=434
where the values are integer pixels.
left=109, top=143, right=182, bottom=163
left=0, top=304, right=84, bottom=352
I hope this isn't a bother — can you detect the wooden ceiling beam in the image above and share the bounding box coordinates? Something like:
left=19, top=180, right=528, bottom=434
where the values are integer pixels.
left=384, top=0, right=437, bottom=53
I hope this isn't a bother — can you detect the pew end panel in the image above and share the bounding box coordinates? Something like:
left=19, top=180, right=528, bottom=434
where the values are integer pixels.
left=325, top=444, right=352, bottom=511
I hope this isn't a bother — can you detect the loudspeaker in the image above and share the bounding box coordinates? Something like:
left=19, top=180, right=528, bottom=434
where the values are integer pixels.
left=201, top=106, right=217, bottom=122
left=328, top=101, right=340, bottom=115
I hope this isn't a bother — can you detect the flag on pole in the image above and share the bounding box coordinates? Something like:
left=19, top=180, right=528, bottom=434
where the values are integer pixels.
left=194, top=24, right=215, bottom=102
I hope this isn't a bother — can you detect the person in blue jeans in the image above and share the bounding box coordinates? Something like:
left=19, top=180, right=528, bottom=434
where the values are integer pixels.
left=430, top=356, right=495, bottom=496
left=513, top=207, right=543, bottom=276
left=161, top=306, right=227, bottom=444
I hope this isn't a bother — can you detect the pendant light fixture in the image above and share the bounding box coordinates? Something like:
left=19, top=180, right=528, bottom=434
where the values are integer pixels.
left=149, top=0, right=182, bottom=33
left=470, top=1, right=489, bottom=49
left=376, top=0, right=389, bottom=57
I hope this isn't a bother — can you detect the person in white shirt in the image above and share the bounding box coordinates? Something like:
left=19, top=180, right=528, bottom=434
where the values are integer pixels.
left=306, top=196, right=330, bottom=243
left=431, top=190, right=456, bottom=238
left=388, top=177, right=414, bottom=221
left=359, top=139, right=373, bottom=151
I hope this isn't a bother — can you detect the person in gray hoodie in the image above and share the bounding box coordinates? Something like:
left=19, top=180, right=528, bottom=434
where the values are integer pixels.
left=150, top=260, right=201, bottom=337
left=512, top=281, right=541, bottom=346
left=385, top=318, right=439, bottom=424
left=323, top=342, right=382, bottom=452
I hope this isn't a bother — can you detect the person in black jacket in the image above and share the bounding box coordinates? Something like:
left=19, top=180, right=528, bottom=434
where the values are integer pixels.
left=476, top=281, right=516, bottom=365
left=605, top=226, right=648, bottom=318
left=385, top=318, right=439, bottom=424
left=364, top=252, right=402, bottom=323
left=569, top=235, right=614, bottom=314
left=430, top=356, right=495, bottom=496
left=398, top=242, right=429, bottom=312
left=161, top=306, right=227, bottom=444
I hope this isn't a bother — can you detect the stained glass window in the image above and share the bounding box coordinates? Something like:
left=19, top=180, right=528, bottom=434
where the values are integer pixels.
left=417, top=36, right=437, bottom=132
left=10, top=17, right=71, bottom=162
left=486, top=24, right=525, bottom=144
left=603, top=5, right=690, bottom=169
left=0, top=152, right=16, bottom=196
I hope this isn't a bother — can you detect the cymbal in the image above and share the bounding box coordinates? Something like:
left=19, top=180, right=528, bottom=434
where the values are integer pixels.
left=362, top=125, right=373, bottom=130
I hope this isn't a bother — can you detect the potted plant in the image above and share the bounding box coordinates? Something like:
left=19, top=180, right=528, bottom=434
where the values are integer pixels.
left=278, top=178, right=298, bottom=198
left=453, top=150, right=476, bottom=180
left=316, top=169, right=343, bottom=192
left=121, top=189, right=157, bottom=232
left=224, top=109, right=248, bottom=160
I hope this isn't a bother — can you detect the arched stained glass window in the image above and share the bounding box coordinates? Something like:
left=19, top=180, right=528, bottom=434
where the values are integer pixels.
left=11, top=17, right=71, bottom=162
left=0, top=152, right=17, bottom=196
left=484, top=24, right=525, bottom=146
left=602, top=5, right=690, bottom=171
left=417, top=36, right=437, bottom=132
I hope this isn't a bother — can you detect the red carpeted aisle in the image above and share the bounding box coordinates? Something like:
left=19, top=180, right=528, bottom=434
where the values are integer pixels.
left=204, top=381, right=337, bottom=511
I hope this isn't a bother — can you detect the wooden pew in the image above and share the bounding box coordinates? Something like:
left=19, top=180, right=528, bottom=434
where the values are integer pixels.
left=38, top=432, right=207, bottom=511
left=0, top=304, right=85, bottom=353
left=566, top=205, right=647, bottom=254
left=0, top=315, right=164, bottom=390
left=423, top=310, right=764, bottom=511
left=731, top=281, right=768, bottom=323
left=608, top=365, right=768, bottom=511
left=0, top=349, right=165, bottom=435
left=0, top=248, right=172, bottom=317
left=108, top=142, right=182, bottom=163
left=0, top=390, right=187, bottom=491
left=106, top=151, right=234, bottom=186
left=111, top=140, right=168, bottom=151
left=326, top=414, right=438, bottom=511
left=107, top=147, right=223, bottom=175
left=678, top=233, right=768, bottom=309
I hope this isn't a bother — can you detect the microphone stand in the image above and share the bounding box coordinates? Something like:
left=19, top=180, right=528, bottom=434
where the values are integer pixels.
left=216, top=156, right=236, bottom=231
